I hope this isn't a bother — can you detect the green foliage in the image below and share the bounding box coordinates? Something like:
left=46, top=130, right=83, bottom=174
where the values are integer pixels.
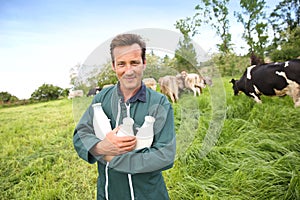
left=174, top=14, right=202, bottom=37
left=175, top=0, right=232, bottom=55
left=234, top=0, right=268, bottom=58
left=269, top=26, right=300, bottom=61
left=96, top=62, right=118, bottom=88
left=60, top=88, right=70, bottom=98
left=174, top=36, right=199, bottom=73
left=269, top=0, right=300, bottom=48
left=210, top=53, right=250, bottom=77
left=174, top=0, right=299, bottom=61
left=70, top=63, right=106, bottom=93
left=144, top=52, right=178, bottom=80
left=0, top=91, right=19, bottom=103
left=199, top=0, right=233, bottom=54
left=30, top=84, right=63, bottom=101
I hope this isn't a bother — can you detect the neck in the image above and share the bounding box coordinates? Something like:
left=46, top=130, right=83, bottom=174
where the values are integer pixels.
left=121, top=86, right=140, bottom=102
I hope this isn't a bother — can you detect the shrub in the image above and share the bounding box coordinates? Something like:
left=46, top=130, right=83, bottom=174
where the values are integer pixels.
left=30, top=84, right=63, bottom=101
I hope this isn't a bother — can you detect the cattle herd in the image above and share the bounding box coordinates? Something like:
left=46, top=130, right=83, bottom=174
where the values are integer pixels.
left=155, top=71, right=208, bottom=103
left=68, top=58, right=300, bottom=108
left=68, top=71, right=211, bottom=102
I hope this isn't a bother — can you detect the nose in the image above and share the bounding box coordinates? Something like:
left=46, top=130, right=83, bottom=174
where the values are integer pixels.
left=123, top=63, right=138, bottom=73
left=124, top=65, right=135, bottom=74
left=125, top=64, right=134, bottom=70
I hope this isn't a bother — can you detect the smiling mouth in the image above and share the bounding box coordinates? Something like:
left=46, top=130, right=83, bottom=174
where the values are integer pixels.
left=124, top=76, right=136, bottom=81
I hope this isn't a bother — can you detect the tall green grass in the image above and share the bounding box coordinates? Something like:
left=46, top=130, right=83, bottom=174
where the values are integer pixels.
left=1, top=78, right=299, bottom=199
left=166, top=78, right=300, bottom=200
left=0, top=100, right=97, bottom=199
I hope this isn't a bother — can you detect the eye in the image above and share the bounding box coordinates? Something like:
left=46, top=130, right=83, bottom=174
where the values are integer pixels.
left=116, top=62, right=125, bottom=68
left=131, top=60, right=141, bottom=66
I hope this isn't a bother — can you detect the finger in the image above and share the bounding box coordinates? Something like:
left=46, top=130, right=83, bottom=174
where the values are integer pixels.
left=119, top=135, right=136, bottom=142
left=120, top=143, right=137, bottom=154
left=109, top=127, right=120, bottom=134
left=118, top=138, right=137, bottom=148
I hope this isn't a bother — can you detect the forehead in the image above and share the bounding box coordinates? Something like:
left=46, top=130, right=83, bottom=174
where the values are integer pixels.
left=113, top=43, right=142, bottom=61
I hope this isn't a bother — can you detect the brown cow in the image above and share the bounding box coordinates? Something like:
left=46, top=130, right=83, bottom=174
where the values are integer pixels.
left=143, top=78, right=157, bottom=91
left=158, top=75, right=184, bottom=103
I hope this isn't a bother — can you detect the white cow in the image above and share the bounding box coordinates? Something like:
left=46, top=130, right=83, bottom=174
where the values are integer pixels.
left=68, top=90, right=84, bottom=99
left=180, top=71, right=206, bottom=96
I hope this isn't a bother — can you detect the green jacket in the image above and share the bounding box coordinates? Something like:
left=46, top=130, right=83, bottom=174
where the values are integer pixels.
left=73, top=83, right=176, bottom=200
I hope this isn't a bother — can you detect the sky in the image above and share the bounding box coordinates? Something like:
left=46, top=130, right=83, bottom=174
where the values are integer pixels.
left=0, top=0, right=280, bottom=99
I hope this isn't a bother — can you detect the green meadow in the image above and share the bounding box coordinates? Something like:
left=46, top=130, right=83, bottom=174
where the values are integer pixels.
left=1, top=78, right=299, bottom=200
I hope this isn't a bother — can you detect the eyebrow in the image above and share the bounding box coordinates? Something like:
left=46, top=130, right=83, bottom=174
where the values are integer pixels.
left=130, top=60, right=141, bottom=64
left=116, top=59, right=141, bottom=64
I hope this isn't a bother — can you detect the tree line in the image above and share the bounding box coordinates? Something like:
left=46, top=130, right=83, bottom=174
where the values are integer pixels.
left=175, top=0, right=300, bottom=61
left=0, top=84, right=69, bottom=106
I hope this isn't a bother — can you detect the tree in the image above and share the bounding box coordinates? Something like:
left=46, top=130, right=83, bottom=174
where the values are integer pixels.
left=175, top=0, right=232, bottom=55
left=70, top=63, right=104, bottom=92
left=174, top=35, right=199, bottom=73
left=144, top=51, right=161, bottom=79
left=269, top=0, right=300, bottom=49
left=0, top=92, right=18, bottom=103
left=144, top=52, right=177, bottom=80
left=161, top=54, right=175, bottom=68
left=30, top=84, right=63, bottom=101
left=175, top=14, right=203, bottom=37
left=96, top=62, right=118, bottom=88
left=234, top=0, right=268, bottom=59
left=197, top=0, right=232, bottom=54
left=69, top=63, right=80, bottom=87
left=269, top=26, right=300, bottom=61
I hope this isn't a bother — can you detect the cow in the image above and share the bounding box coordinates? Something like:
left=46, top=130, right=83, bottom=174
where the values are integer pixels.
left=230, top=59, right=300, bottom=107
left=203, top=76, right=213, bottom=86
left=87, top=87, right=101, bottom=97
left=68, top=90, right=84, bottom=99
left=143, top=78, right=157, bottom=91
left=102, top=84, right=114, bottom=89
left=179, top=71, right=206, bottom=96
left=158, top=75, right=184, bottom=103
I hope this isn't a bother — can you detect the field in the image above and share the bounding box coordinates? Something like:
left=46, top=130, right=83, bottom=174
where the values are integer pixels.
left=1, top=78, right=300, bottom=200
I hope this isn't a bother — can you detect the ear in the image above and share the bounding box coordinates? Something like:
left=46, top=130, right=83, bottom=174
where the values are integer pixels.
left=111, top=62, right=116, bottom=71
left=142, top=60, right=146, bottom=70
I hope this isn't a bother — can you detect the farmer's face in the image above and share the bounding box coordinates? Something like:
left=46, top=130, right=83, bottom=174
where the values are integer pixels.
left=112, top=43, right=146, bottom=92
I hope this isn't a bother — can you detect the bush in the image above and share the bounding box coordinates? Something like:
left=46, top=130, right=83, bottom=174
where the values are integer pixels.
left=30, top=84, right=63, bottom=101
left=270, top=27, right=300, bottom=61
left=210, top=53, right=250, bottom=77
left=0, top=92, right=19, bottom=104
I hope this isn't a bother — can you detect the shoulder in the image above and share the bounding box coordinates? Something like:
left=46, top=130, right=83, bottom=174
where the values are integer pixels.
left=146, top=88, right=170, bottom=106
left=92, top=84, right=116, bottom=103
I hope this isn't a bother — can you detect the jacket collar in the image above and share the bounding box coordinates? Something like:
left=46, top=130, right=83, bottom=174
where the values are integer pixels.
left=117, top=82, right=147, bottom=103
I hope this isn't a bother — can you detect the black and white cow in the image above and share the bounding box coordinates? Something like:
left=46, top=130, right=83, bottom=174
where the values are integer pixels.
left=230, top=59, right=300, bottom=107
left=87, top=87, right=101, bottom=97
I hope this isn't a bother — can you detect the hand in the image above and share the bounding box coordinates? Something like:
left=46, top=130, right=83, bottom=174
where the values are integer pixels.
left=91, top=127, right=137, bottom=157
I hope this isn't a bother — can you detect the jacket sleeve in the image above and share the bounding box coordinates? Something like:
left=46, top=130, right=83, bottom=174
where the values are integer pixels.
left=108, top=99, right=176, bottom=174
left=73, top=104, right=103, bottom=164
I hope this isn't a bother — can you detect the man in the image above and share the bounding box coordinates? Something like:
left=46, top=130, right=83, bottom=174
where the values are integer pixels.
left=73, top=33, right=176, bottom=200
